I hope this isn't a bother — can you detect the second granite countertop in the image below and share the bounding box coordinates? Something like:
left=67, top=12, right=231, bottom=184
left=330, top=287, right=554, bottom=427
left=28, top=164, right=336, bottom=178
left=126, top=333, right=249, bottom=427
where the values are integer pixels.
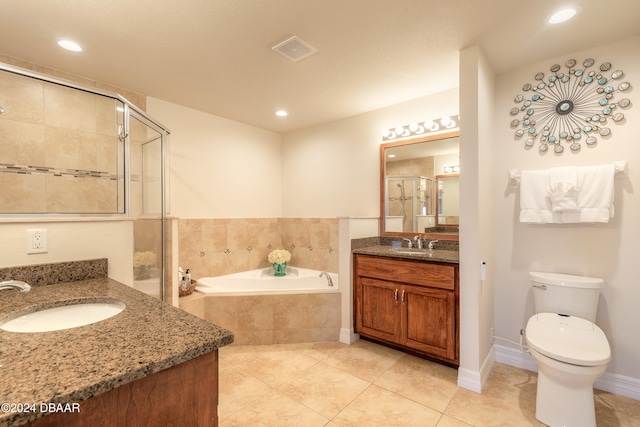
left=352, top=245, right=459, bottom=263
left=0, top=278, right=234, bottom=427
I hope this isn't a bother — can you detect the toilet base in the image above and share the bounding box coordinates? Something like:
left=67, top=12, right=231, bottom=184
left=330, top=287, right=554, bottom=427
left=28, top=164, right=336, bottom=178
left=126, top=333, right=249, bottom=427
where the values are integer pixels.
left=530, top=347, right=607, bottom=427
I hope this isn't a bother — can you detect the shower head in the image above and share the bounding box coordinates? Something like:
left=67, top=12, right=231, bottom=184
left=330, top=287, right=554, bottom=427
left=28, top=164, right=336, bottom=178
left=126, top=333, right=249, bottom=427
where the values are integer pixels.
left=396, top=183, right=402, bottom=188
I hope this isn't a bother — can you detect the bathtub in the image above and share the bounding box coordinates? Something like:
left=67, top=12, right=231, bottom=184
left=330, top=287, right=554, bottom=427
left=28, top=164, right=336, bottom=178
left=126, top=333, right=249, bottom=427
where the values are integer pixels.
left=195, top=266, right=338, bottom=294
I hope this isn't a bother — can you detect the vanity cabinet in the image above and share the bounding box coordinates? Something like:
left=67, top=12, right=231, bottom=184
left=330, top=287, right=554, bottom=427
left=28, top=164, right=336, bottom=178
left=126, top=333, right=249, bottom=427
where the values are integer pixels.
left=354, top=254, right=459, bottom=366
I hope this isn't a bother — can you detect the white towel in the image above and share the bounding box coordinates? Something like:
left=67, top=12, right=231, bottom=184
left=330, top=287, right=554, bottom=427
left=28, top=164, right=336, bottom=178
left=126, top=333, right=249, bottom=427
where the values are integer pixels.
left=519, top=170, right=558, bottom=223
left=562, top=165, right=615, bottom=223
left=547, top=166, right=578, bottom=212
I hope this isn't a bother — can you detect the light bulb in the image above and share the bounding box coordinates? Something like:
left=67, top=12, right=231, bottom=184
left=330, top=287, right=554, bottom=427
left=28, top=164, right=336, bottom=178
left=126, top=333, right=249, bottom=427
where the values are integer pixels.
left=548, top=8, right=577, bottom=24
left=57, top=39, right=83, bottom=52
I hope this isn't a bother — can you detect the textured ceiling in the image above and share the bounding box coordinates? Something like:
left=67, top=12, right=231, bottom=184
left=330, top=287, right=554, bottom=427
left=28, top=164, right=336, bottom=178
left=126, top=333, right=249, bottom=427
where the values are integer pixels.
left=1, top=0, right=639, bottom=133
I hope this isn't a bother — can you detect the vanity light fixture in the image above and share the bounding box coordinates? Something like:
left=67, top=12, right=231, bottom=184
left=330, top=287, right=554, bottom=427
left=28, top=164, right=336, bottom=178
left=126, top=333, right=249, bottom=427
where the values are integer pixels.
left=382, top=115, right=460, bottom=141
left=444, top=165, right=460, bottom=173
left=275, top=110, right=288, bottom=117
left=548, top=8, right=578, bottom=24
left=57, top=39, right=83, bottom=52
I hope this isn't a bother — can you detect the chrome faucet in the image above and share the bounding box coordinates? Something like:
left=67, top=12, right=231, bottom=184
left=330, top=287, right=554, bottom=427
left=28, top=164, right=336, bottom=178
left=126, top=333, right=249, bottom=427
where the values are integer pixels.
left=428, top=239, right=439, bottom=250
left=413, top=235, right=423, bottom=249
left=402, top=238, right=413, bottom=248
left=319, top=272, right=334, bottom=287
left=0, top=280, right=31, bottom=293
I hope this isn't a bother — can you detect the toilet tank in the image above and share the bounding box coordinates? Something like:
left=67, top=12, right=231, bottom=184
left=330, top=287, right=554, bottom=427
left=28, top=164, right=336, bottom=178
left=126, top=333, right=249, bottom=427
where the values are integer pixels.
left=530, top=271, right=604, bottom=322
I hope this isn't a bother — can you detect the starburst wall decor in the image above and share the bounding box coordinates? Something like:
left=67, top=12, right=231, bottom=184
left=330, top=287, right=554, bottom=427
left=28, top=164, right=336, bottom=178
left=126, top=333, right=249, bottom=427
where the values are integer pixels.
left=510, top=58, right=632, bottom=154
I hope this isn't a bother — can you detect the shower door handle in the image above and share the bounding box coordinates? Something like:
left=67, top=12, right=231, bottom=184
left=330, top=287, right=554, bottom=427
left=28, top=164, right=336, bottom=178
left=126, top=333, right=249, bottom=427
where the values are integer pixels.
left=118, top=125, right=129, bottom=141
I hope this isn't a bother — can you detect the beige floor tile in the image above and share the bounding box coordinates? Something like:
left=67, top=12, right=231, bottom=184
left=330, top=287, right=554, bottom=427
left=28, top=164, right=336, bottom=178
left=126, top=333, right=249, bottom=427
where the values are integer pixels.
left=436, top=415, right=474, bottom=427
left=219, top=390, right=329, bottom=427
left=236, top=349, right=319, bottom=387
left=277, top=362, right=370, bottom=419
left=445, top=387, right=544, bottom=427
left=286, top=341, right=347, bottom=361
left=484, top=362, right=538, bottom=403
left=219, top=344, right=260, bottom=366
left=322, top=339, right=404, bottom=382
left=332, top=384, right=442, bottom=427
left=219, top=342, right=638, bottom=427
left=375, top=354, right=459, bottom=412
left=218, top=366, right=273, bottom=421
left=595, top=390, right=640, bottom=427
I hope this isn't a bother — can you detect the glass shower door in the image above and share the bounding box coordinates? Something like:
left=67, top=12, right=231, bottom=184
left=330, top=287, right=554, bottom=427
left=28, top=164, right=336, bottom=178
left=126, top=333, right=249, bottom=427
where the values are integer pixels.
left=129, top=110, right=168, bottom=300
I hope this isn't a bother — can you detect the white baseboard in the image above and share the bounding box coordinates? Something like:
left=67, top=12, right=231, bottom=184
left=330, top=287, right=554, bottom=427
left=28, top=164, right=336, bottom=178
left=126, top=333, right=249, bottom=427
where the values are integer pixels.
left=494, top=344, right=640, bottom=401
left=595, top=371, right=640, bottom=401
left=457, top=346, right=496, bottom=393
left=457, top=367, right=483, bottom=393
left=339, top=328, right=359, bottom=344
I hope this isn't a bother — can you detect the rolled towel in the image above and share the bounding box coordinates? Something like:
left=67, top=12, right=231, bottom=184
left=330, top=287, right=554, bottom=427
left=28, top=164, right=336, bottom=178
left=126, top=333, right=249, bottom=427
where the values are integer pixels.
left=547, top=181, right=578, bottom=212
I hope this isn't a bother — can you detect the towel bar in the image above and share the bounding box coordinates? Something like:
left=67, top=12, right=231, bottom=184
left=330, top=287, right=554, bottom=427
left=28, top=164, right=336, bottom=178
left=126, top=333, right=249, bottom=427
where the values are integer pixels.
left=509, top=161, right=627, bottom=186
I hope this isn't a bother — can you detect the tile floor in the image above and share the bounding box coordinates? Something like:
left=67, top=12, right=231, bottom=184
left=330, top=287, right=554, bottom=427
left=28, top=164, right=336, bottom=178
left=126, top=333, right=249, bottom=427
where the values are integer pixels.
left=218, top=340, right=640, bottom=426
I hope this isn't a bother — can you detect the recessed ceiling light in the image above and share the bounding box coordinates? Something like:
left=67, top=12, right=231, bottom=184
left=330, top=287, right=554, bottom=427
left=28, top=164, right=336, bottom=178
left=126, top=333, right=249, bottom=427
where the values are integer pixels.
left=275, top=110, right=288, bottom=117
left=57, top=39, right=83, bottom=52
left=548, top=8, right=577, bottom=24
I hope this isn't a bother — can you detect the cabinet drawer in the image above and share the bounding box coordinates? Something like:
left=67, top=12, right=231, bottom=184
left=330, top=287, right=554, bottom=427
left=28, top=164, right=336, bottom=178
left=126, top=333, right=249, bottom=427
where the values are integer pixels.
left=355, top=255, right=455, bottom=290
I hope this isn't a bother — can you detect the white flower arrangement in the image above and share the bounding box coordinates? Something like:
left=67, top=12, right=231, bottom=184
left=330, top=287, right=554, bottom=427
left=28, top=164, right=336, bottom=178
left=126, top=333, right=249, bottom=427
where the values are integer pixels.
left=133, top=251, right=156, bottom=267
left=268, top=249, right=291, bottom=265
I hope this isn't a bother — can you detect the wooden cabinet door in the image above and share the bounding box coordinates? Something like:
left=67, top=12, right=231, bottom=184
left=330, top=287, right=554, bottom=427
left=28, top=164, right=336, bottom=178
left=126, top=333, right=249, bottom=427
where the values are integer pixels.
left=402, top=284, right=455, bottom=360
left=356, top=277, right=401, bottom=343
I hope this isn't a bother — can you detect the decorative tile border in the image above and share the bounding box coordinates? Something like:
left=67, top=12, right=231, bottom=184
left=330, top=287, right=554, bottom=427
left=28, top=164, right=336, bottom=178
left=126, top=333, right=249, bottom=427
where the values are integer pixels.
left=0, top=163, right=118, bottom=180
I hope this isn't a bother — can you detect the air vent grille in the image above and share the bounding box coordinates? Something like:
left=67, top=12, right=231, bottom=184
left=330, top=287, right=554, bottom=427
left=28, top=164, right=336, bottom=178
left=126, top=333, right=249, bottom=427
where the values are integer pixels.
left=271, top=36, right=317, bottom=62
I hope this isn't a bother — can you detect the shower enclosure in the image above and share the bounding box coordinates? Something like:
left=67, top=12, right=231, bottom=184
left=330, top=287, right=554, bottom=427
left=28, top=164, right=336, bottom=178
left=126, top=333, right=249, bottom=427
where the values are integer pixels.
left=385, top=176, right=434, bottom=233
left=0, top=62, right=170, bottom=301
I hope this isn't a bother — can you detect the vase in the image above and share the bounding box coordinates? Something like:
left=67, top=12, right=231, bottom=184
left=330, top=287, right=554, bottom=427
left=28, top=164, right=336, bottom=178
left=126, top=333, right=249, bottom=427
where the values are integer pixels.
left=134, top=265, right=151, bottom=280
left=273, top=262, right=286, bottom=276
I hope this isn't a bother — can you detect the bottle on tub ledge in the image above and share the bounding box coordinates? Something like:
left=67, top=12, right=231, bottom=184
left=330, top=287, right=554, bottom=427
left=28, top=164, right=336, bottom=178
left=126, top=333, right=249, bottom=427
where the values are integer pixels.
left=178, top=267, right=191, bottom=290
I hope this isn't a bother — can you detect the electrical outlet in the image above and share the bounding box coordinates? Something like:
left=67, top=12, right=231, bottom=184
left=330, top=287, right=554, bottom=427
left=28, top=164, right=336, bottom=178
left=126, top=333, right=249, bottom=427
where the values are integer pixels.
left=27, top=229, right=48, bottom=254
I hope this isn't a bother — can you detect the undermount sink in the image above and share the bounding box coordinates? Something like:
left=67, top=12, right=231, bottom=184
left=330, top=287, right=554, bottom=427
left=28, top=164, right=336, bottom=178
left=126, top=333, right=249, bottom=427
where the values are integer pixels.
left=0, top=300, right=126, bottom=333
left=393, top=248, right=433, bottom=255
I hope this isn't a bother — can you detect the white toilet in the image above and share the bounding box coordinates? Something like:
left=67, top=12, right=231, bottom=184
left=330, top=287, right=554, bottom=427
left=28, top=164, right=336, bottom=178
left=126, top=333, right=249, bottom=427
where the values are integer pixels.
left=525, top=271, right=611, bottom=427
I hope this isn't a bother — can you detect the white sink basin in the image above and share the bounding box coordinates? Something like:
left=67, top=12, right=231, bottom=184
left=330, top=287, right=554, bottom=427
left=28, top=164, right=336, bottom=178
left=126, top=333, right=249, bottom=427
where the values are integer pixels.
left=0, top=301, right=126, bottom=333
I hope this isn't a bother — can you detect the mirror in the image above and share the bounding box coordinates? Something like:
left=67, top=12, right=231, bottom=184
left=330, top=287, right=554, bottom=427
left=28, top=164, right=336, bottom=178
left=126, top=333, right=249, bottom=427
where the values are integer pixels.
left=436, top=174, right=459, bottom=226
left=380, top=131, right=459, bottom=239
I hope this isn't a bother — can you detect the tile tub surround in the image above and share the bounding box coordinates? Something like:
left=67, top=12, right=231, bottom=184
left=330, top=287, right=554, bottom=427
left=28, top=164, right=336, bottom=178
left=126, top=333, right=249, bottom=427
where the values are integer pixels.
left=178, top=218, right=339, bottom=280
left=180, top=292, right=341, bottom=346
left=0, top=278, right=233, bottom=426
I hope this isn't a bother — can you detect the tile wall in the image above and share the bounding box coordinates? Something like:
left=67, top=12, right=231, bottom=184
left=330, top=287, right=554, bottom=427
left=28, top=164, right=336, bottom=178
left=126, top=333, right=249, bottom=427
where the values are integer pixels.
left=0, top=55, right=146, bottom=214
left=178, top=218, right=339, bottom=278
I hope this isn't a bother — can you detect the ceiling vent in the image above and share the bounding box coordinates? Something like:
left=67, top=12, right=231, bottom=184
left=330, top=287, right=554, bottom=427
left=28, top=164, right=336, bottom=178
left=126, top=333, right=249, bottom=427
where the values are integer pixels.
left=271, top=36, right=317, bottom=62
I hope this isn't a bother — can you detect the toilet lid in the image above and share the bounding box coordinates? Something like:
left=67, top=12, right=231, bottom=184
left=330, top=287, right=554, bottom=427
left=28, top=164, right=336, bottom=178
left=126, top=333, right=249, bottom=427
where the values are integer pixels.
left=526, top=313, right=611, bottom=366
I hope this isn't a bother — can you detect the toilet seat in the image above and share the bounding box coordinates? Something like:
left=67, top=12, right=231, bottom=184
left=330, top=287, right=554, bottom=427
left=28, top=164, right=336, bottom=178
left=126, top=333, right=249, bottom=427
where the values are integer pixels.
left=526, top=313, right=611, bottom=366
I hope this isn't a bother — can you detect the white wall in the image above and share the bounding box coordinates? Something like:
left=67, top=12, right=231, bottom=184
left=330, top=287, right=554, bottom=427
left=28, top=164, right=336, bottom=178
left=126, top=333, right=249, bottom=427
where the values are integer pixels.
left=458, top=46, right=496, bottom=392
left=281, top=90, right=459, bottom=218
left=0, top=220, right=133, bottom=284
left=147, top=98, right=283, bottom=219
left=492, top=35, right=640, bottom=380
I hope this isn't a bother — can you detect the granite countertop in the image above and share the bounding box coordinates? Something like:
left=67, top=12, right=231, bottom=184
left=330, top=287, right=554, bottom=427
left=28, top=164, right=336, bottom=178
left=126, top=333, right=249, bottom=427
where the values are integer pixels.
left=0, top=278, right=234, bottom=427
left=353, top=245, right=459, bottom=264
